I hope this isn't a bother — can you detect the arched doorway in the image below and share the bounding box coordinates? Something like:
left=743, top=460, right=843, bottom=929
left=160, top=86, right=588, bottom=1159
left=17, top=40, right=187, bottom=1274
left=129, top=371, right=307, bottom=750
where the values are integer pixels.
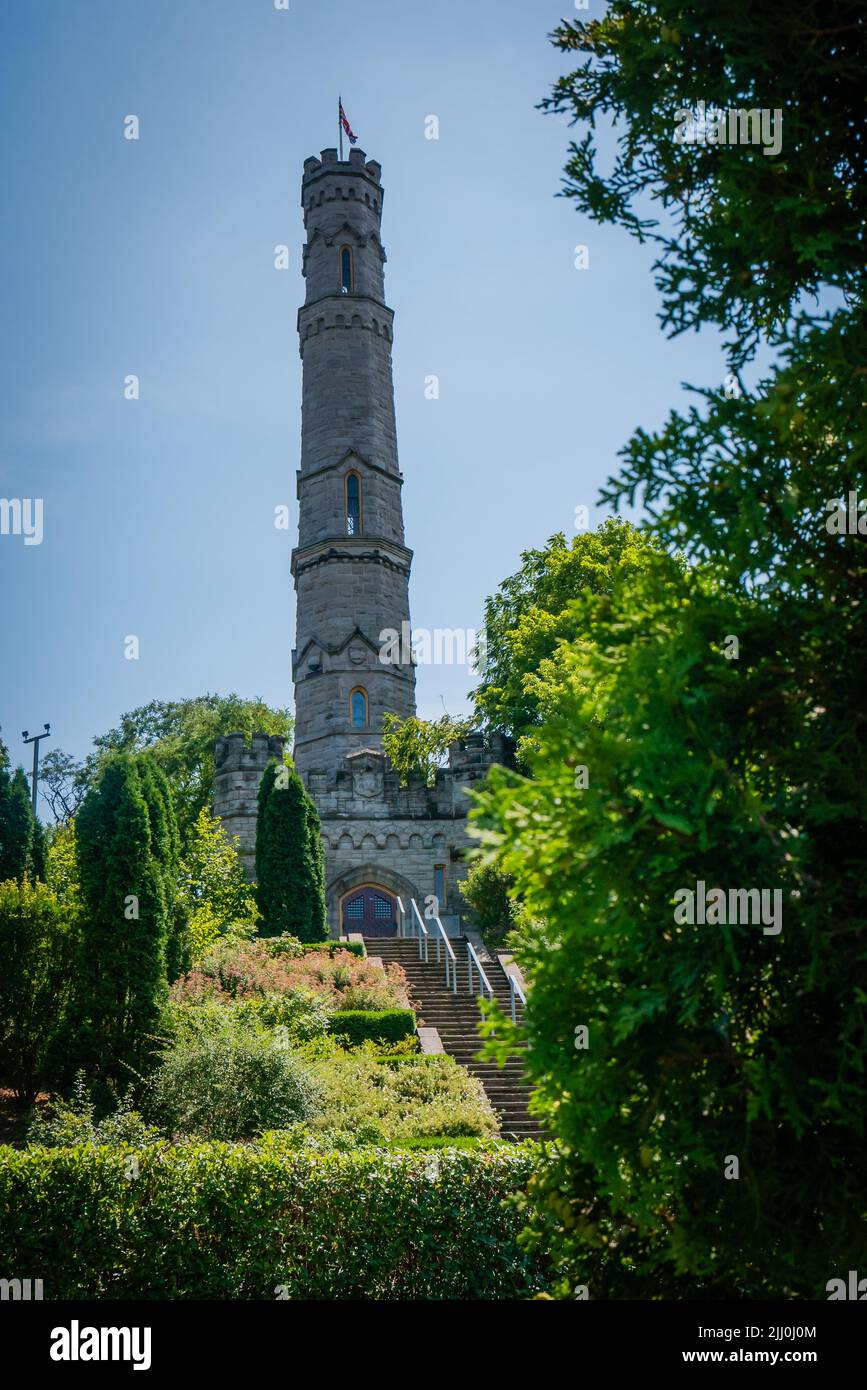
left=341, top=884, right=398, bottom=937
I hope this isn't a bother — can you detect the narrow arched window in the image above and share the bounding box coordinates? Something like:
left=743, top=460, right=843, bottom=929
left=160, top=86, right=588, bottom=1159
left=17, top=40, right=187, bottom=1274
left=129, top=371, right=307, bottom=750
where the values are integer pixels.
left=346, top=471, right=361, bottom=535
left=340, top=245, right=353, bottom=293
left=350, top=687, right=368, bottom=728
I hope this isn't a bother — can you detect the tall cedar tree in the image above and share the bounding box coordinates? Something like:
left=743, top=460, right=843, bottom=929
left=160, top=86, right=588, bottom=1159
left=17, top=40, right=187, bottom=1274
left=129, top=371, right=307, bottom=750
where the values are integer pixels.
left=137, top=755, right=189, bottom=981
left=473, top=1, right=867, bottom=1298
left=255, top=758, right=327, bottom=941
left=71, top=755, right=169, bottom=1090
left=0, top=759, right=36, bottom=882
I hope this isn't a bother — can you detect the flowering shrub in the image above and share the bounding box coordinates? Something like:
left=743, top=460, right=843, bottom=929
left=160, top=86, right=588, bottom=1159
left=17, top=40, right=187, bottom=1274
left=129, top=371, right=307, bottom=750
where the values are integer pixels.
left=170, top=939, right=409, bottom=1013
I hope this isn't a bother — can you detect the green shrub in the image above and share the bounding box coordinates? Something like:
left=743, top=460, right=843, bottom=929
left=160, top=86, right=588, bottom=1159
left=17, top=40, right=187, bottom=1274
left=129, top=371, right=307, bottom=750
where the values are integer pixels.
left=235, top=988, right=332, bottom=1042
left=460, top=859, right=518, bottom=948
left=302, top=939, right=366, bottom=959
left=311, top=1051, right=498, bottom=1142
left=0, top=877, right=77, bottom=1103
left=328, top=1009, right=416, bottom=1047
left=144, top=1012, right=321, bottom=1140
left=26, top=1075, right=161, bottom=1150
left=0, top=1142, right=541, bottom=1299
left=387, top=1135, right=514, bottom=1152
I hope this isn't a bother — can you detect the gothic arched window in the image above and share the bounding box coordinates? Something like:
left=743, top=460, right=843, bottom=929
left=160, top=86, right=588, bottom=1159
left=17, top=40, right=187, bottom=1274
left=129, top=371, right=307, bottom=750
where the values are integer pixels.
left=340, top=245, right=353, bottom=293
left=346, top=471, right=361, bottom=535
left=350, top=687, right=368, bottom=728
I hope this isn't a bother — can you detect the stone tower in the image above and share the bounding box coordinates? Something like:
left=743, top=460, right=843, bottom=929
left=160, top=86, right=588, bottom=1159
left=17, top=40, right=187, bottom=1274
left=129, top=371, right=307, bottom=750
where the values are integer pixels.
left=213, top=146, right=505, bottom=937
left=292, top=146, right=415, bottom=780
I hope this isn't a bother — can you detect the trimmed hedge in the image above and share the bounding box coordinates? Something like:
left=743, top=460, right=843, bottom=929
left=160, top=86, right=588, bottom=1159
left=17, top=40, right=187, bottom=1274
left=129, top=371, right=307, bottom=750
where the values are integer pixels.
left=0, top=1142, right=543, bottom=1299
left=328, top=1009, right=416, bottom=1045
left=303, top=940, right=366, bottom=958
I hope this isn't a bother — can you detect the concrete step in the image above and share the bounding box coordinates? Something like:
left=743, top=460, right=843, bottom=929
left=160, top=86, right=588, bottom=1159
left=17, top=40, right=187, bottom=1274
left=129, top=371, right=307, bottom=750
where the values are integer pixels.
left=364, top=932, right=541, bottom=1142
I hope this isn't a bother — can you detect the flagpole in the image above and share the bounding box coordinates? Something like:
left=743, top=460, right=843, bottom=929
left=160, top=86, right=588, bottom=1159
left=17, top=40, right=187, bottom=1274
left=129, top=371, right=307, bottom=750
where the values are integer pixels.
left=338, top=93, right=343, bottom=161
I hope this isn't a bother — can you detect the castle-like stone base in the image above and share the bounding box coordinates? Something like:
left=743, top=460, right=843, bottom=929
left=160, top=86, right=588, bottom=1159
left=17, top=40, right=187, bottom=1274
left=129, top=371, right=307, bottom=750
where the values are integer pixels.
left=213, top=731, right=505, bottom=935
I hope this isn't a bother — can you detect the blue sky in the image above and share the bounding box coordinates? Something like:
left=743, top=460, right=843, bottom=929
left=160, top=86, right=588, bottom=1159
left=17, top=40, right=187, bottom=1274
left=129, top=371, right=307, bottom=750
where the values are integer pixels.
left=0, top=0, right=731, bottom=808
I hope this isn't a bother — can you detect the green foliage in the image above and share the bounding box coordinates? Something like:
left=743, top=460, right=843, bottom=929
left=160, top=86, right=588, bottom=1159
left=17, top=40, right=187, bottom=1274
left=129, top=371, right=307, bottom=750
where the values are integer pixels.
left=44, top=822, right=80, bottom=907
left=36, top=747, right=90, bottom=824
left=233, top=989, right=333, bottom=1043
left=471, top=0, right=867, bottom=1299
left=0, top=764, right=35, bottom=881
left=310, top=1051, right=499, bottom=1142
left=328, top=1009, right=417, bottom=1047
left=180, top=808, right=258, bottom=965
left=382, top=713, right=473, bottom=787
left=26, top=1074, right=160, bottom=1150
left=460, top=859, right=518, bottom=948
left=475, top=518, right=656, bottom=749
left=138, top=755, right=189, bottom=982
left=71, top=755, right=169, bottom=1090
left=171, top=938, right=408, bottom=1016
left=541, top=1, right=865, bottom=362
left=89, top=695, right=292, bottom=847
left=144, top=1010, right=321, bottom=1141
left=0, top=878, right=77, bottom=1104
left=0, top=1142, right=542, bottom=1299
left=255, top=758, right=327, bottom=941
left=300, top=939, right=366, bottom=959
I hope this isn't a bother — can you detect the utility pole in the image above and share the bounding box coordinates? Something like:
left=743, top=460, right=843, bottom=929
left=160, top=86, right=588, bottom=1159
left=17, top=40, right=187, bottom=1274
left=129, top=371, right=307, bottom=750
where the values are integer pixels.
left=22, top=723, right=50, bottom=813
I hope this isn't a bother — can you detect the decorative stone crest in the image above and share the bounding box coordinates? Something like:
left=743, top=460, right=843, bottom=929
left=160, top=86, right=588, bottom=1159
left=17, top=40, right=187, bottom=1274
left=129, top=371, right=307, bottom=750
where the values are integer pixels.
left=346, top=748, right=385, bottom=799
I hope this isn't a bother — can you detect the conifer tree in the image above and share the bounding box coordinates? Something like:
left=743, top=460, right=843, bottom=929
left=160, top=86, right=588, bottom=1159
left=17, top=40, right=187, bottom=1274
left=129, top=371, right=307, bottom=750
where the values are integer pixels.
left=71, top=755, right=169, bottom=1089
left=255, top=758, right=327, bottom=941
left=0, top=764, right=35, bottom=882
left=138, top=755, right=189, bottom=981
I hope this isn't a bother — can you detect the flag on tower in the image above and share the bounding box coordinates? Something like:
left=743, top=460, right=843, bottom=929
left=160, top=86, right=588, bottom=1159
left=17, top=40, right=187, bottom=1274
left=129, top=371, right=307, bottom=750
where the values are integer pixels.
left=339, top=100, right=358, bottom=146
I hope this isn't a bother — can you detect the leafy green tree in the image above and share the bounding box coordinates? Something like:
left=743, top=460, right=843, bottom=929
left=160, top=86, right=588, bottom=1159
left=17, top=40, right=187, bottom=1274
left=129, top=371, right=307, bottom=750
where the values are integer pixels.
left=45, top=822, right=80, bottom=908
left=0, top=878, right=78, bottom=1104
left=459, top=860, right=518, bottom=949
left=71, top=756, right=170, bottom=1090
left=381, top=522, right=653, bottom=776
left=472, top=1, right=867, bottom=1298
left=179, top=808, right=259, bottom=963
left=255, top=759, right=327, bottom=942
left=37, top=748, right=91, bottom=825
left=542, top=0, right=864, bottom=362
left=88, top=695, right=292, bottom=847
left=475, top=518, right=656, bottom=748
left=382, top=713, right=473, bottom=787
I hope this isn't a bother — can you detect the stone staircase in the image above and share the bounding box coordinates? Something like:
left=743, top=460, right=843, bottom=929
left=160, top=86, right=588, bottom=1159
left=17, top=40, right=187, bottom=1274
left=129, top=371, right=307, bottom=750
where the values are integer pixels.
left=364, top=935, right=542, bottom=1141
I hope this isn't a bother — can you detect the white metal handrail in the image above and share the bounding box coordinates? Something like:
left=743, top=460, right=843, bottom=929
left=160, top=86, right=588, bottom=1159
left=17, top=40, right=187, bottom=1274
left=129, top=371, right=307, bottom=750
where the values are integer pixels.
left=466, top=939, right=494, bottom=1002
left=396, top=896, right=406, bottom=938
left=506, top=971, right=526, bottom=1024
left=431, top=913, right=457, bottom=992
left=410, top=897, right=430, bottom=963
